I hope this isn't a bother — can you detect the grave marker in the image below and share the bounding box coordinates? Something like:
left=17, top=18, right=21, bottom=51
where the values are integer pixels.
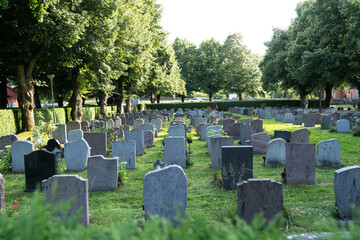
left=112, top=140, right=136, bottom=169
left=87, top=155, right=118, bottom=192
left=11, top=140, right=34, bottom=172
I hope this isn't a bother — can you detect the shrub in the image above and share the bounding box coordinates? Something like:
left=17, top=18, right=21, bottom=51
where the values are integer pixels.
left=82, top=107, right=96, bottom=122
left=0, top=145, right=12, bottom=171
left=0, top=109, right=18, bottom=135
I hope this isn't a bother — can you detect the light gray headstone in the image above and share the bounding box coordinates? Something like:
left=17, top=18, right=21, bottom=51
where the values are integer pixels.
left=168, top=124, right=186, bottom=138
left=200, top=124, right=212, bottom=141
left=42, top=175, right=89, bottom=226
left=210, top=136, right=234, bottom=168
left=112, top=140, right=136, bottom=169
left=11, top=140, right=34, bottom=172
left=275, top=113, right=284, bottom=122
left=334, top=166, right=360, bottom=220
left=133, top=119, right=144, bottom=131
left=164, top=136, right=186, bottom=168
left=87, top=155, right=118, bottom=192
left=265, top=138, right=286, bottom=167
left=106, top=119, right=114, bottom=129
left=143, top=165, right=187, bottom=225
left=68, top=129, right=83, bottom=142
left=207, top=134, right=225, bottom=154
left=0, top=174, right=4, bottom=209
left=336, top=119, right=350, bottom=133
left=124, top=130, right=144, bottom=156
left=151, top=118, right=162, bottom=133
left=53, top=124, right=67, bottom=144
left=64, top=138, right=90, bottom=171
left=284, top=113, right=294, bottom=123
left=114, top=117, right=122, bottom=129
left=317, top=139, right=341, bottom=167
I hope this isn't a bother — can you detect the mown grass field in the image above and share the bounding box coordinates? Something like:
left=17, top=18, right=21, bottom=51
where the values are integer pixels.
left=2, top=112, right=360, bottom=234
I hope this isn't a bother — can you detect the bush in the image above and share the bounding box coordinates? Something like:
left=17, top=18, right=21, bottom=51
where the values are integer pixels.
left=0, top=109, right=19, bottom=135
left=82, top=107, right=96, bottom=122
left=0, top=145, right=12, bottom=171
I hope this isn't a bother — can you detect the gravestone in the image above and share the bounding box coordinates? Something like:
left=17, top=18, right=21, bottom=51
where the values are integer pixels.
left=112, top=140, right=136, bottom=169
left=0, top=174, right=4, bottom=209
left=124, top=130, right=144, bottom=156
left=222, top=119, right=235, bottom=134
left=42, top=175, right=89, bottom=226
left=205, top=125, right=222, bottom=145
left=141, top=123, right=157, bottom=138
left=336, top=119, right=350, bottom=133
left=106, top=118, right=114, bottom=129
left=290, top=128, right=309, bottom=143
left=275, top=113, right=284, bottom=122
left=334, top=166, right=360, bottom=220
left=68, top=129, right=83, bottom=142
left=200, top=124, right=212, bottom=141
left=151, top=118, right=162, bottom=133
left=163, top=137, right=186, bottom=168
left=24, top=150, right=57, bottom=192
left=222, top=146, right=253, bottom=190
left=11, top=140, right=34, bottom=172
left=236, top=179, right=283, bottom=224
left=321, top=115, right=332, bottom=130
left=83, top=132, right=107, bottom=157
left=317, top=139, right=341, bottom=167
left=87, top=155, right=118, bottom=192
left=274, top=130, right=291, bottom=143
left=81, top=121, right=90, bottom=132
left=239, top=125, right=256, bottom=145
left=210, top=137, right=234, bottom=168
left=293, top=115, right=303, bottom=125
left=133, top=119, right=144, bottom=131
left=193, top=117, right=206, bottom=129
left=250, top=132, right=270, bottom=154
left=265, top=138, right=286, bottom=167
left=264, top=108, right=272, bottom=119
left=239, top=118, right=252, bottom=126
left=114, top=117, right=122, bottom=129
left=0, top=134, right=18, bottom=151
left=66, top=121, right=81, bottom=136
left=64, top=138, right=90, bottom=171
left=228, top=123, right=242, bottom=140
left=303, top=114, right=316, bottom=127
left=284, top=113, right=294, bottom=123
left=123, top=124, right=130, bottom=132
left=93, top=120, right=105, bottom=129
left=207, top=134, right=224, bottom=154
left=53, top=124, right=67, bottom=144
left=143, top=130, right=154, bottom=148
left=143, top=165, right=187, bottom=225
left=251, top=119, right=263, bottom=133
left=285, top=143, right=315, bottom=185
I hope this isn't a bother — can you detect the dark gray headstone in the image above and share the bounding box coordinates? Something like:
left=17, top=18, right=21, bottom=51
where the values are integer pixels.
left=317, top=139, right=341, bottom=167
left=210, top=137, right=234, bottom=168
left=124, top=130, right=144, bottom=156
left=87, top=155, right=118, bottom=192
left=222, top=119, right=235, bottom=134
left=11, top=140, right=34, bottom=172
left=84, top=132, right=107, bottom=157
left=42, top=175, right=89, bottom=226
left=222, top=146, right=253, bottom=190
left=321, top=115, right=332, bottom=130
left=293, top=115, right=303, bottom=125
left=66, top=121, right=81, bottom=136
left=141, top=123, right=157, bottom=138
left=163, top=137, right=186, bottom=168
left=286, top=143, right=315, bottom=185
left=0, top=134, right=18, bottom=151
left=24, top=150, right=57, bottom=192
left=236, top=179, right=283, bottom=224
left=143, top=165, right=187, bottom=225
left=250, top=132, right=270, bottom=154
left=64, top=138, right=90, bottom=171
left=112, top=140, right=136, bottom=169
left=143, top=130, right=154, bottom=148
left=274, top=130, right=291, bottom=143
left=228, top=123, right=242, bottom=140
left=303, top=114, right=315, bottom=127
left=251, top=119, right=263, bottom=133
left=240, top=125, right=256, bottom=145
left=265, top=138, right=286, bottom=167
left=290, top=128, right=309, bottom=143
left=123, top=124, right=130, bottom=132
left=81, top=121, right=90, bottom=132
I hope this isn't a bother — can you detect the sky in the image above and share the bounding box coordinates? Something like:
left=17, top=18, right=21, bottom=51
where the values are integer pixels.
left=157, top=0, right=304, bottom=56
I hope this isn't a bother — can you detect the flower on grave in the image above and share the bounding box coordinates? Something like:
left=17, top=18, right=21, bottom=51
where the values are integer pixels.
left=13, top=201, right=17, bottom=208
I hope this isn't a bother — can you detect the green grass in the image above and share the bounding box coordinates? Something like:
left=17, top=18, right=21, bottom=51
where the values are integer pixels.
left=2, top=113, right=360, bottom=234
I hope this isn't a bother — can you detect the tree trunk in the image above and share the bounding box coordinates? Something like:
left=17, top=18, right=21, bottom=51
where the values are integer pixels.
left=284, top=89, right=287, bottom=99
left=17, top=50, right=43, bottom=131
left=181, top=94, right=185, bottom=103
left=150, top=92, right=156, bottom=103
left=325, top=83, right=333, bottom=108
left=208, top=93, right=213, bottom=102
left=82, top=97, right=86, bottom=106
left=299, top=86, right=308, bottom=108
left=156, top=94, right=160, bottom=103
left=57, top=95, right=64, bottom=108
left=0, top=76, right=7, bottom=109
left=125, top=85, right=132, bottom=113
left=98, top=90, right=108, bottom=118
left=116, top=76, right=124, bottom=114
left=34, top=86, right=41, bottom=108
left=238, top=92, right=243, bottom=101
left=69, top=66, right=83, bottom=121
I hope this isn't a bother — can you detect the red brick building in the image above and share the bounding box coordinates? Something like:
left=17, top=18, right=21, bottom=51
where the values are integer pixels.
left=331, top=88, right=359, bottom=99
left=7, top=86, right=18, bottom=107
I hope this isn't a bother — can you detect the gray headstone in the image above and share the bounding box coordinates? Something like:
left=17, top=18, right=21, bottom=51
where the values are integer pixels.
left=284, top=113, right=294, bottom=123
left=53, top=124, right=67, bottom=144
left=275, top=113, right=284, bottom=122
left=228, top=123, right=242, bottom=140
left=81, top=121, right=90, bottom=132
left=193, top=117, right=206, bottom=129
left=251, top=119, right=263, bottom=133
left=200, top=124, right=212, bottom=141
left=274, top=130, right=291, bottom=143
left=290, top=128, right=310, bottom=143
left=293, top=115, right=303, bottom=125
left=112, top=140, right=136, bottom=169
left=133, top=119, right=144, bottom=131
left=64, top=138, right=90, bottom=171
left=11, top=140, right=34, bottom=172
left=0, top=134, right=18, bottom=151
left=123, top=124, right=130, bottom=132
left=334, top=166, right=360, bottom=220
left=264, top=109, right=272, bottom=119
left=164, top=136, right=186, bottom=168
left=222, top=146, right=253, bottom=190
left=68, top=129, right=83, bottom=142
left=236, top=179, right=283, bottom=224
left=240, top=125, right=257, bottom=145
left=151, top=118, right=162, bottom=132
left=265, top=138, right=286, bottom=167
left=66, top=121, right=81, bottom=136
left=143, top=130, right=154, bottom=148
left=303, top=114, right=315, bottom=127
left=106, top=119, right=114, bottom=129
left=42, top=175, right=89, bottom=226
left=0, top=174, right=5, bottom=209
left=321, top=115, right=332, bottom=130
left=317, top=139, right=341, bottom=167
left=84, top=132, right=107, bottom=157
left=87, top=155, right=118, bottom=192
left=286, top=143, right=315, bottom=185
left=222, top=119, right=235, bottom=134
left=141, top=123, right=157, bottom=138
left=114, top=117, right=122, bottom=129
left=143, top=165, right=187, bottom=225
left=250, top=132, right=271, bottom=154
left=124, top=130, right=144, bottom=156
left=210, top=136, right=234, bottom=168
left=205, top=125, right=222, bottom=145
left=169, top=124, right=186, bottom=138
left=336, top=119, right=350, bottom=133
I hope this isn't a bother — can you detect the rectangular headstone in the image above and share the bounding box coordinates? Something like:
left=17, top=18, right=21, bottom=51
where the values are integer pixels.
left=285, top=143, right=315, bottom=185
left=11, top=140, right=34, bottom=172
left=240, top=125, right=256, bottom=145
left=303, top=114, right=315, bottom=127
left=250, top=132, right=270, bottom=154
left=317, top=139, right=341, bottom=167
left=210, top=137, right=234, bottom=168
left=164, top=136, right=186, bottom=168
left=83, top=132, right=107, bottom=157
left=222, top=146, right=253, bottom=190
left=321, top=115, right=332, bottom=130
left=265, top=138, right=286, bottom=167
left=64, top=138, right=90, bottom=171
left=53, top=124, right=67, bottom=144
left=124, top=130, right=144, bottom=156
left=66, top=121, right=81, bottom=136
left=251, top=119, right=263, bottom=133
left=290, top=128, right=310, bottom=143
left=42, top=175, right=89, bottom=226
left=87, top=155, right=118, bottom=191
left=112, top=140, right=136, bottom=169
left=274, top=130, right=291, bottom=143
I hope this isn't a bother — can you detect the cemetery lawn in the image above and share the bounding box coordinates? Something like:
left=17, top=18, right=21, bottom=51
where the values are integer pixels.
left=2, top=114, right=360, bottom=234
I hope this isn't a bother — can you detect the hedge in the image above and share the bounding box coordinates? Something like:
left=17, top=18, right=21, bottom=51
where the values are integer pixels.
left=0, top=109, right=20, bottom=136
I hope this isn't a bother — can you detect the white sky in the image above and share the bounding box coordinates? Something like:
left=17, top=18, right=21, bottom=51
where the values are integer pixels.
left=157, top=0, right=304, bottom=56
